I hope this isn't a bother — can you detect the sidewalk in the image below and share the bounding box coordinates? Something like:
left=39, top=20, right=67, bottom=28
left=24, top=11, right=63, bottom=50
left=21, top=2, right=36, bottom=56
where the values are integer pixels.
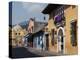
left=25, top=47, right=61, bottom=56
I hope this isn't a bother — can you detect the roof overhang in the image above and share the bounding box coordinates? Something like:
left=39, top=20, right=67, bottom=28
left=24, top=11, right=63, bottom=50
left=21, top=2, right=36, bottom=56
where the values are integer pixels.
left=42, top=4, right=63, bottom=14
left=42, top=4, right=71, bottom=14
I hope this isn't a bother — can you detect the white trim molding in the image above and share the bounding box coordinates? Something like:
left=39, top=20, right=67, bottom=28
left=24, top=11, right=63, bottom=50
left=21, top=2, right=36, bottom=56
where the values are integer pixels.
left=57, top=27, right=65, bottom=54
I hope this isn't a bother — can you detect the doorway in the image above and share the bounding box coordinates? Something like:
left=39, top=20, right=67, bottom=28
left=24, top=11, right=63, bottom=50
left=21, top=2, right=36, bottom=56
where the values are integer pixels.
left=57, top=27, right=65, bottom=54
left=45, top=34, right=49, bottom=50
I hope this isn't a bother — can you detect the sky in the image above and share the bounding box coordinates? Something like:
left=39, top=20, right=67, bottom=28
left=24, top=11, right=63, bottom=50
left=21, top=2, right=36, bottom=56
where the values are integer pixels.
left=12, top=2, right=49, bottom=25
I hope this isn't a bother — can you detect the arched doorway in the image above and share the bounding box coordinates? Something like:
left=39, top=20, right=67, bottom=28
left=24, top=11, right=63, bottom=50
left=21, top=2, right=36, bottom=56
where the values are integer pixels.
left=57, top=27, right=65, bottom=54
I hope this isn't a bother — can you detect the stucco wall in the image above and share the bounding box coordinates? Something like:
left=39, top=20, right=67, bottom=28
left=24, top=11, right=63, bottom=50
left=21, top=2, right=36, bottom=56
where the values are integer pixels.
left=47, top=18, right=57, bottom=53
left=64, top=6, right=78, bottom=54
left=47, top=5, right=78, bottom=54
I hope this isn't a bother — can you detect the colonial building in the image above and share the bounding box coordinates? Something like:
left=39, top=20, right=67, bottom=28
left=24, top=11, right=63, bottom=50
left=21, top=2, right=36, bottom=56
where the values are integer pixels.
left=42, top=4, right=78, bottom=55
left=10, top=24, right=28, bottom=47
left=26, top=18, right=48, bottom=50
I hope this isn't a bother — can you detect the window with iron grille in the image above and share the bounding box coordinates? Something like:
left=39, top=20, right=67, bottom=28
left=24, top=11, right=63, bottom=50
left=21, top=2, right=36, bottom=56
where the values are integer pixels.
left=54, top=6, right=65, bottom=26
left=70, top=20, right=77, bottom=46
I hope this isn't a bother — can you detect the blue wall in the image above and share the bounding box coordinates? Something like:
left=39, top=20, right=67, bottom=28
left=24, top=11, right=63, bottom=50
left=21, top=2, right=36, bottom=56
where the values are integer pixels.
left=33, top=31, right=45, bottom=50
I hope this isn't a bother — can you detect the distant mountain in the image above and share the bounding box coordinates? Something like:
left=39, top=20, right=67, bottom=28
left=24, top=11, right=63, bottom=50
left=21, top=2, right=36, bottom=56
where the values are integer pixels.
left=19, top=21, right=29, bottom=29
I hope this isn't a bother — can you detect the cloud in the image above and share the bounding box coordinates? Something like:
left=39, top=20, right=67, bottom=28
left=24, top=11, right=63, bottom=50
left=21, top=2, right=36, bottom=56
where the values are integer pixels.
left=21, top=2, right=49, bottom=22
left=22, top=2, right=47, bottom=13
left=12, top=2, right=49, bottom=25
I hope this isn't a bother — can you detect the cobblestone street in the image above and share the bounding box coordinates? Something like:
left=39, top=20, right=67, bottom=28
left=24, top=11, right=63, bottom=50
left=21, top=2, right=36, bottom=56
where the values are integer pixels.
left=25, top=47, right=60, bottom=56
left=11, top=47, right=42, bottom=58
left=11, top=47, right=61, bottom=58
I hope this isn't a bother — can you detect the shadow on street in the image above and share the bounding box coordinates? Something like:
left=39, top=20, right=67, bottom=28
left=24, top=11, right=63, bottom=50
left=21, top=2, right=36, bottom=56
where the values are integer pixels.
left=11, top=47, right=42, bottom=58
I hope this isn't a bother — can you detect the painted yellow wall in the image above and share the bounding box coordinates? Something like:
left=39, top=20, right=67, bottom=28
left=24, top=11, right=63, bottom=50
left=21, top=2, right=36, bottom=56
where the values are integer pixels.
left=47, top=18, right=57, bottom=53
left=12, top=29, right=16, bottom=39
left=64, top=6, right=78, bottom=54
left=11, top=27, right=27, bottom=47
left=47, top=6, right=78, bottom=54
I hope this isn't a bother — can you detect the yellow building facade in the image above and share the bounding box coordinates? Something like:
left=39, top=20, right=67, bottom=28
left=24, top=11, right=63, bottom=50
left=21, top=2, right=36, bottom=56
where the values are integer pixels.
left=42, top=4, right=78, bottom=55
left=10, top=25, right=28, bottom=47
left=64, top=6, right=77, bottom=54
